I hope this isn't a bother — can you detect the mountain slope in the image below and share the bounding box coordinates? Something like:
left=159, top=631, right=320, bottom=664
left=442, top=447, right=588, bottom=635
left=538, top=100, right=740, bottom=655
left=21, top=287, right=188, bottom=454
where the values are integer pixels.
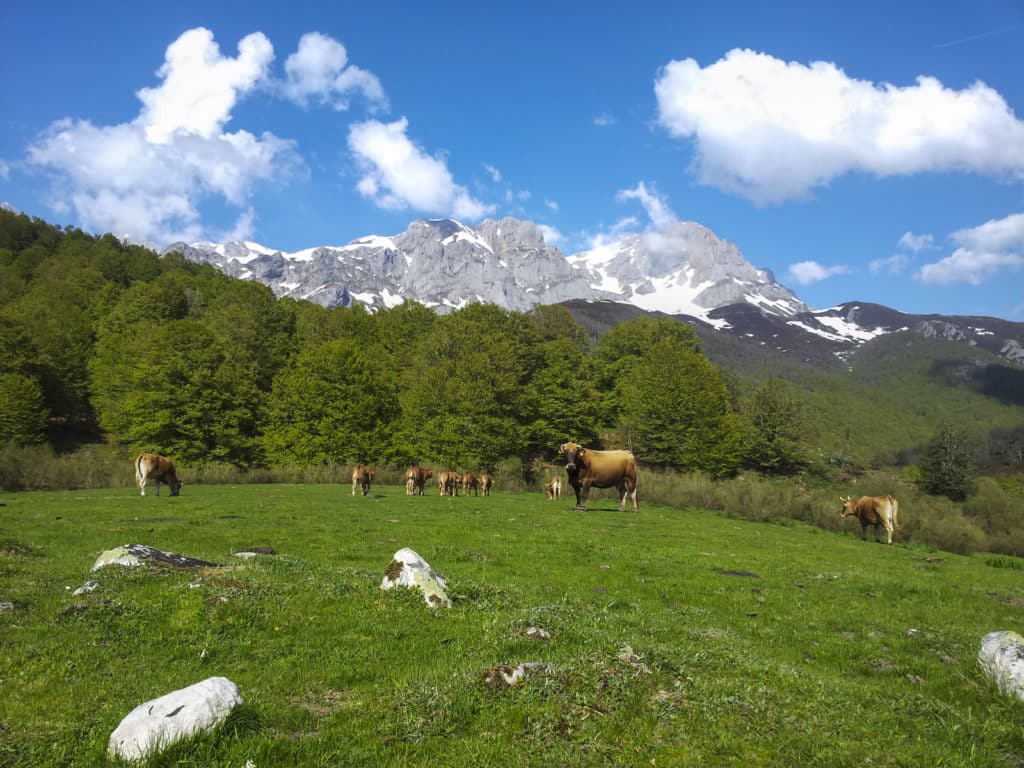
left=167, top=216, right=1024, bottom=369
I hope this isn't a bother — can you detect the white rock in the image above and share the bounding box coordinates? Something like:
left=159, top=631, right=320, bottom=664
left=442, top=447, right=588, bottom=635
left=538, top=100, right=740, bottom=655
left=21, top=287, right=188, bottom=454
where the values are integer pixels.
left=107, top=676, right=242, bottom=762
left=979, top=631, right=1024, bottom=702
left=91, top=544, right=219, bottom=572
left=72, top=580, right=99, bottom=596
left=380, top=548, right=451, bottom=608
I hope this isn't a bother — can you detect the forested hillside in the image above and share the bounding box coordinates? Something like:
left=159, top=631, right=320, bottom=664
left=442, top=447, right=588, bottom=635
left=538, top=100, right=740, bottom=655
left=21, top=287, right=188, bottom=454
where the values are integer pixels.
left=0, top=210, right=783, bottom=478
left=2, top=208, right=1022, bottom=485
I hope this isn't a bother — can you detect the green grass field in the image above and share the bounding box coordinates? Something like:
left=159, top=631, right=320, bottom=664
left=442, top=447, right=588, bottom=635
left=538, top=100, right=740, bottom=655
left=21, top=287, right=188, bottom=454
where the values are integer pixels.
left=3, top=484, right=1024, bottom=767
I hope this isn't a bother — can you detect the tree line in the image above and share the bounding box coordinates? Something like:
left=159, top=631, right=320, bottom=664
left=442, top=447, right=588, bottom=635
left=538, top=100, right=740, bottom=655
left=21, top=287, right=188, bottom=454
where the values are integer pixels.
left=0, top=209, right=811, bottom=478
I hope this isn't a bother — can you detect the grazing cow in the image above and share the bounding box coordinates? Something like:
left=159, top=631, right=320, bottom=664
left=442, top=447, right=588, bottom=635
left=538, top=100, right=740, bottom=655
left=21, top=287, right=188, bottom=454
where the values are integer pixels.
left=479, top=473, right=494, bottom=496
left=462, top=472, right=479, bottom=496
left=404, top=466, right=433, bottom=496
left=558, top=442, right=638, bottom=513
left=546, top=476, right=562, bottom=500
left=135, top=453, right=182, bottom=497
left=351, top=465, right=374, bottom=496
left=438, top=470, right=460, bottom=496
left=840, top=495, right=899, bottom=544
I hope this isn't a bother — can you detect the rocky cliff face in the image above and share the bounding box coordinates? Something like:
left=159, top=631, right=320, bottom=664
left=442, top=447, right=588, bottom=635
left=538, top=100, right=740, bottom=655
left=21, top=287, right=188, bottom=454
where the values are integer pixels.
left=166, top=215, right=799, bottom=318
left=166, top=216, right=1023, bottom=367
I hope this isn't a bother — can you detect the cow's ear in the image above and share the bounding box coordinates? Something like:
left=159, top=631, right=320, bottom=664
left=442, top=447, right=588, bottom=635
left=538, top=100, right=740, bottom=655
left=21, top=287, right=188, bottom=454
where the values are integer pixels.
left=578, top=448, right=586, bottom=456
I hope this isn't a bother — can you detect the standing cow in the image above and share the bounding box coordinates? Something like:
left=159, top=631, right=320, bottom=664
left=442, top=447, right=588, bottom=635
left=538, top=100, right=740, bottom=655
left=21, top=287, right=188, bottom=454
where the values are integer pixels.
left=546, top=476, right=562, bottom=500
left=135, top=453, right=182, bottom=497
left=438, top=470, right=460, bottom=496
left=462, top=472, right=479, bottom=496
left=558, top=442, right=638, bottom=513
left=479, top=473, right=494, bottom=496
left=404, top=466, right=433, bottom=496
left=352, top=465, right=374, bottom=496
left=840, top=495, right=899, bottom=544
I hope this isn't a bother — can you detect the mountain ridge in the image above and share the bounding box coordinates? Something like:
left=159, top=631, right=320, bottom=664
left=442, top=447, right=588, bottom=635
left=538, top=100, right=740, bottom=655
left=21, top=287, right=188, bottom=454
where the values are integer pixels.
left=165, top=215, right=1024, bottom=368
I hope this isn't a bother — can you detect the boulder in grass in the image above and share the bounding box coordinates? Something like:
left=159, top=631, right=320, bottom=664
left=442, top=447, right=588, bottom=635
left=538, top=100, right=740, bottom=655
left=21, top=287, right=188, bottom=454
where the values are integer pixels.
left=107, top=676, right=242, bottom=762
left=380, top=548, right=451, bottom=608
left=91, top=544, right=220, bottom=572
left=979, top=631, right=1024, bottom=702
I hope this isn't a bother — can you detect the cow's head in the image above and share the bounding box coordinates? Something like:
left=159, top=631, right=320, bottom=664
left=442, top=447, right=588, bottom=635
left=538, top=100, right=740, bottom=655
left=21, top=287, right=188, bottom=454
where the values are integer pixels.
left=839, top=496, right=854, bottom=518
left=169, top=477, right=182, bottom=497
left=559, top=442, right=584, bottom=471
left=424, top=469, right=433, bottom=480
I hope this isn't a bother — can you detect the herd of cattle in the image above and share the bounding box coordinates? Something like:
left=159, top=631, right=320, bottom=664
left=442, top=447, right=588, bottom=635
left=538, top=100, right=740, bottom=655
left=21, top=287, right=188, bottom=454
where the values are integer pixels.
left=134, top=447, right=902, bottom=543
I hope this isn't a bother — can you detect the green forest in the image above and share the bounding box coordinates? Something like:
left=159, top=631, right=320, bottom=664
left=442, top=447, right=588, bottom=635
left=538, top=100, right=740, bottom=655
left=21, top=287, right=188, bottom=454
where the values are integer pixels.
left=0, top=208, right=811, bottom=478
left=2, top=207, right=1024, bottom=546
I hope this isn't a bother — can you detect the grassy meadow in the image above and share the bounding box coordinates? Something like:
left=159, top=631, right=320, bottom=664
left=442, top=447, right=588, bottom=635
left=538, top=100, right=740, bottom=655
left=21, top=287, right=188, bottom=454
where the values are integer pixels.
left=3, top=483, right=1024, bottom=767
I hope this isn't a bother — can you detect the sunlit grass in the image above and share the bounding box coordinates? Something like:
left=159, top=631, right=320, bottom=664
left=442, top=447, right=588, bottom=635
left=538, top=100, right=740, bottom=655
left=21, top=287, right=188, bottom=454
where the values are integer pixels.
left=3, top=483, right=1024, bottom=766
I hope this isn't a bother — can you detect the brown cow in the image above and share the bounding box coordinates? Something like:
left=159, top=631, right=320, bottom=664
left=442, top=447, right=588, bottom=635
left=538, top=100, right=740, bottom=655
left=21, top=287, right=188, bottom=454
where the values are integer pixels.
left=135, top=453, right=182, bottom=497
left=462, top=472, right=479, bottom=496
left=558, top=442, right=638, bottom=513
left=479, top=473, right=494, bottom=496
left=546, top=476, right=562, bottom=500
left=404, top=466, right=433, bottom=496
left=351, top=465, right=374, bottom=496
left=438, top=470, right=460, bottom=496
left=841, top=495, right=899, bottom=544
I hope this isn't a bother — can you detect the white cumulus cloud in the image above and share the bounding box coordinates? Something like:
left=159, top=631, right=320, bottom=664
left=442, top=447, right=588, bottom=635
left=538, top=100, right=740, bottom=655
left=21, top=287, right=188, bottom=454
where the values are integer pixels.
left=348, top=117, right=493, bottom=221
left=281, top=32, right=386, bottom=111
left=655, top=48, right=1024, bottom=203
left=786, top=260, right=850, bottom=285
left=27, top=27, right=300, bottom=244
left=137, top=28, right=274, bottom=144
left=917, top=212, right=1024, bottom=284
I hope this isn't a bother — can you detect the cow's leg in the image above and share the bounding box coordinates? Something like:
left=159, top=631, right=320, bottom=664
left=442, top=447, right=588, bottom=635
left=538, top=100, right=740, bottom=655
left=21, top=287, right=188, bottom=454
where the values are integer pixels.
left=139, top=476, right=147, bottom=496
left=860, top=522, right=868, bottom=541
left=155, top=479, right=161, bottom=497
left=627, top=480, right=639, bottom=513
left=579, top=480, right=592, bottom=512
left=616, top=480, right=627, bottom=512
left=873, top=522, right=882, bottom=543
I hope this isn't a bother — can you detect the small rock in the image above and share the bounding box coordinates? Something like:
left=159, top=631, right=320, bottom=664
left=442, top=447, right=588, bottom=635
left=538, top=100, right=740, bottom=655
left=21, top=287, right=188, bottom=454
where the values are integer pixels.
left=525, top=626, right=551, bottom=642
left=482, top=662, right=546, bottom=688
left=72, top=581, right=100, bottom=596
left=107, top=677, right=242, bottom=762
left=979, top=631, right=1024, bottom=703
left=0, top=601, right=15, bottom=612
left=907, top=628, right=919, bottom=637
left=232, top=547, right=277, bottom=559
left=380, top=548, right=451, bottom=608
left=92, top=544, right=219, bottom=572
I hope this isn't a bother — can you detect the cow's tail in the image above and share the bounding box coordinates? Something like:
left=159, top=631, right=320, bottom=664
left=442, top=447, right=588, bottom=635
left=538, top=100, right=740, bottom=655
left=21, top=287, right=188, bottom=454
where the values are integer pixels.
left=135, top=454, right=143, bottom=486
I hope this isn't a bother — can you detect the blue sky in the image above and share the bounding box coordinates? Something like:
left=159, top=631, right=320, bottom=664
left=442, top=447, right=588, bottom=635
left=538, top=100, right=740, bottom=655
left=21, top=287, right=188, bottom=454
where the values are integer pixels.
left=1, top=0, right=1022, bottom=319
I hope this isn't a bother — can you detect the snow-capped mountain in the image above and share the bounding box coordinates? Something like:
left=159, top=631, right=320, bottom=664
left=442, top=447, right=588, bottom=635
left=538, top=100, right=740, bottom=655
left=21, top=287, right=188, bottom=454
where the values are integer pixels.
left=166, top=215, right=1024, bottom=368
left=165, top=216, right=804, bottom=321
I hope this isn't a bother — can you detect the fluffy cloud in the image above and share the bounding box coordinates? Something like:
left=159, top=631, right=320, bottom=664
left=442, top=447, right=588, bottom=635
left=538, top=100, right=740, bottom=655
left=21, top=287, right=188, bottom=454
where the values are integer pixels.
left=537, top=224, right=564, bottom=244
left=786, top=261, right=850, bottom=285
left=616, top=182, right=677, bottom=230
left=27, top=28, right=299, bottom=244
left=655, top=49, right=1024, bottom=203
left=281, top=32, right=386, bottom=111
left=138, top=28, right=273, bottom=144
left=593, top=113, right=615, bottom=127
left=348, top=117, right=493, bottom=221
left=0, top=160, right=9, bottom=181
left=917, top=212, right=1024, bottom=284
